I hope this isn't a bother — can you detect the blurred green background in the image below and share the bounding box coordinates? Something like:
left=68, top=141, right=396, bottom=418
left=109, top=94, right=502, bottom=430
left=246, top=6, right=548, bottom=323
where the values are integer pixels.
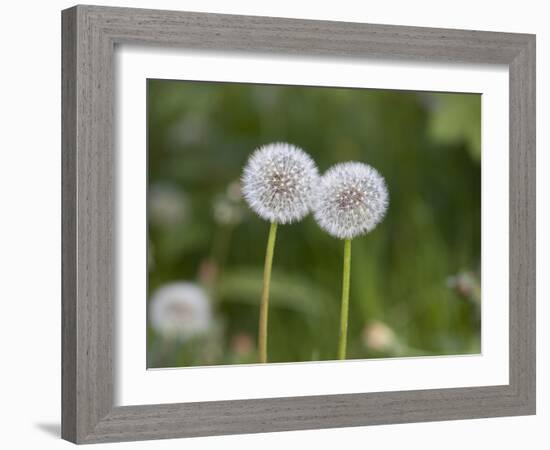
left=147, top=79, right=481, bottom=368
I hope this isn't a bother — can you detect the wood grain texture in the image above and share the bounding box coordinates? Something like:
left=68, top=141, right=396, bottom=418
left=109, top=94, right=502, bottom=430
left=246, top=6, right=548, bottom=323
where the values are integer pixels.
left=61, top=4, right=536, bottom=444
left=508, top=37, right=536, bottom=408
left=61, top=7, right=77, bottom=443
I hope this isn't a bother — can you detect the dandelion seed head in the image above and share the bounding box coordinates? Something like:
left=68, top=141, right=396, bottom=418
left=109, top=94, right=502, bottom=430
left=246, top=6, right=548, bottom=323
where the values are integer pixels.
left=362, top=320, right=397, bottom=352
left=149, top=282, right=212, bottom=340
left=313, top=162, right=389, bottom=239
left=242, top=142, right=319, bottom=224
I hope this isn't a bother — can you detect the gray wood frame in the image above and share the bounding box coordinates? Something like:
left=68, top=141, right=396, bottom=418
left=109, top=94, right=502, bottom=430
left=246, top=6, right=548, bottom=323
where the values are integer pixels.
left=62, top=4, right=536, bottom=444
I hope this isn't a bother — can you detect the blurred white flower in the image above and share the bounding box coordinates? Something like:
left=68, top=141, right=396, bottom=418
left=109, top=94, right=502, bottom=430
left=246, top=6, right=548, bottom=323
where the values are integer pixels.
left=149, top=183, right=188, bottom=227
left=149, top=282, right=212, bottom=340
left=213, top=181, right=244, bottom=226
left=313, top=162, right=389, bottom=239
left=213, top=197, right=244, bottom=225
left=241, top=142, right=319, bottom=224
left=362, top=320, right=397, bottom=352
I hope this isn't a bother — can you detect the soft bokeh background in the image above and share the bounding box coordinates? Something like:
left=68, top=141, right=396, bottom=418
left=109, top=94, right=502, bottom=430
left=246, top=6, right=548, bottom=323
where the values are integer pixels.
left=147, top=79, right=481, bottom=368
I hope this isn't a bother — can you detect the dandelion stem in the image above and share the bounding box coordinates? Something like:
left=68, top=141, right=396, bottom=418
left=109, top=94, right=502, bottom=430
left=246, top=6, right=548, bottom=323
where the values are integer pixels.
left=338, top=239, right=352, bottom=360
left=258, top=221, right=278, bottom=363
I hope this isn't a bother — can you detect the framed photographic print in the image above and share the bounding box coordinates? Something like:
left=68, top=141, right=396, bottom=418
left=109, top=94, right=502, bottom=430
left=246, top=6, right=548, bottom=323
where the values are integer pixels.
left=61, top=4, right=536, bottom=444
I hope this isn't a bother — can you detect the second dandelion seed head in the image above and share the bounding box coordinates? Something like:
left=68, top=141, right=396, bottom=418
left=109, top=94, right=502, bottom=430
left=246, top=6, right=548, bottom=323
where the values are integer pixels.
left=314, top=161, right=389, bottom=240
left=149, top=282, right=212, bottom=341
left=242, top=142, right=319, bottom=224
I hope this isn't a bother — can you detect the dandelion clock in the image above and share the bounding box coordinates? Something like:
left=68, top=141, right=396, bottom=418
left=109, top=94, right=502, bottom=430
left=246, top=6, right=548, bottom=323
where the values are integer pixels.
left=242, top=142, right=319, bottom=362
left=313, top=162, right=389, bottom=359
left=149, top=282, right=212, bottom=341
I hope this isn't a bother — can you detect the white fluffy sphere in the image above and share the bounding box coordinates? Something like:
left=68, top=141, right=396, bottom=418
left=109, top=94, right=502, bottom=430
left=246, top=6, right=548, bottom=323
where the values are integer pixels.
left=149, top=282, right=212, bottom=340
left=313, top=162, right=389, bottom=239
left=241, top=142, right=319, bottom=224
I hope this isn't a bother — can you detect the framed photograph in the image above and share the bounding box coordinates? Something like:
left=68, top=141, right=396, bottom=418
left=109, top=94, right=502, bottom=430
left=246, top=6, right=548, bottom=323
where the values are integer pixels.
left=61, top=5, right=536, bottom=444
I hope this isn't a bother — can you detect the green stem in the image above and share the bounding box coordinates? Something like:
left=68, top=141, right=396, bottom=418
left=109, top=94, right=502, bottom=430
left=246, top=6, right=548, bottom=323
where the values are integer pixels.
left=258, top=221, right=278, bottom=363
left=338, top=239, right=352, bottom=360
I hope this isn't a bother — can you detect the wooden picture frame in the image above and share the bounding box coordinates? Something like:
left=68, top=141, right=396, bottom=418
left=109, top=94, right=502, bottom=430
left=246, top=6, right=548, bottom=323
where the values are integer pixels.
left=61, top=4, right=536, bottom=443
